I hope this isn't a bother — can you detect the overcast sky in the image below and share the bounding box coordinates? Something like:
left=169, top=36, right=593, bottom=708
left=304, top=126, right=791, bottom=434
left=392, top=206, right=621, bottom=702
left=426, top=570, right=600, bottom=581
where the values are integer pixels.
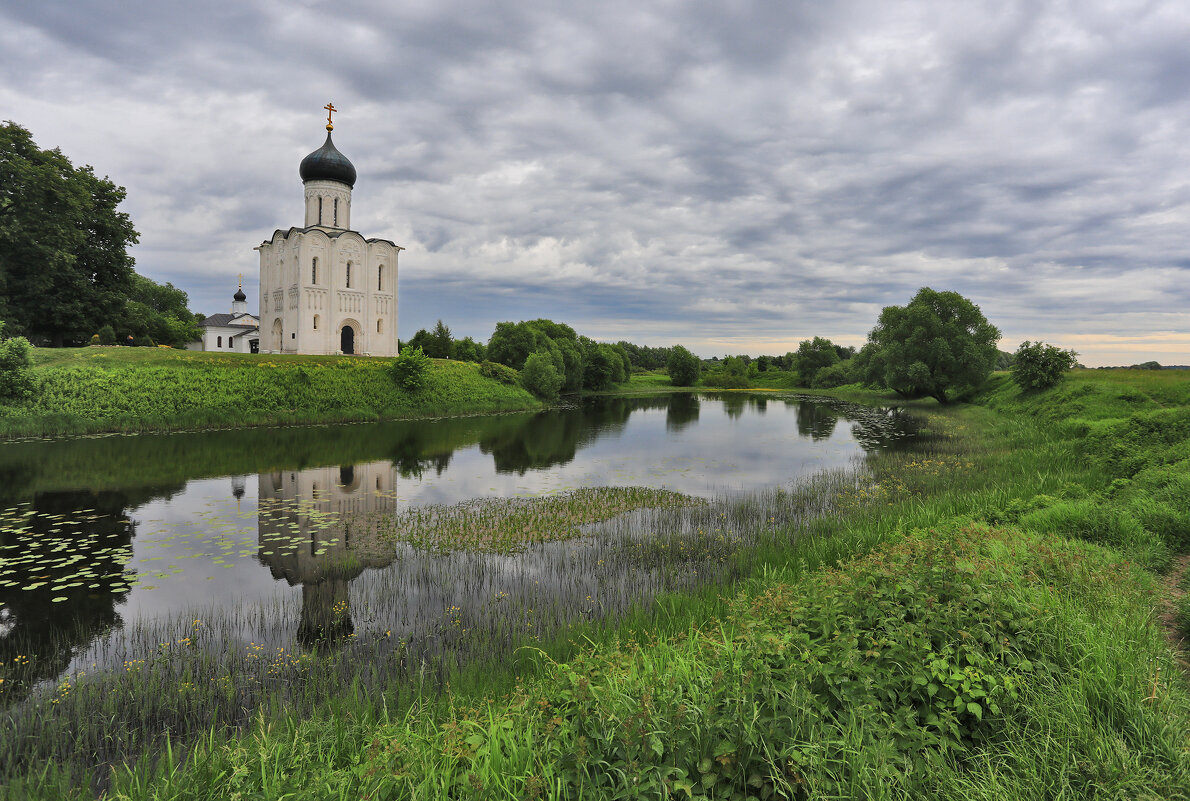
left=3, top=0, right=1189, bottom=365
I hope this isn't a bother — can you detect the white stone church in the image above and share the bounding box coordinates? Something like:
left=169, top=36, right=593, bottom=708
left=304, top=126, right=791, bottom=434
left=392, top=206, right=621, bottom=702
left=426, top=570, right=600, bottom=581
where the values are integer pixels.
left=254, top=110, right=403, bottom=356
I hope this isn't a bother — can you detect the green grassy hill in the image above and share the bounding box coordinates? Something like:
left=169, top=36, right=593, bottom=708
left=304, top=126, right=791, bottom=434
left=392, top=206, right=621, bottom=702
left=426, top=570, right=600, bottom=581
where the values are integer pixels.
left=0, top=347, right=540, bottom=438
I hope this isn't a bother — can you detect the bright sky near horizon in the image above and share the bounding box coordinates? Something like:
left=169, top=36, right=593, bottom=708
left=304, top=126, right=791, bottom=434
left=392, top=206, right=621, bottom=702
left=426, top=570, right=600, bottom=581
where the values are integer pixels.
left=2, top=0, right=1188, bottom=366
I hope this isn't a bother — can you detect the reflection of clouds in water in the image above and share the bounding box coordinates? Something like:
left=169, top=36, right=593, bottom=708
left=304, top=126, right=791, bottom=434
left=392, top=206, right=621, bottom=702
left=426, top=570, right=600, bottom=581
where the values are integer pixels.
left=36, top=395, right=918, bottom=677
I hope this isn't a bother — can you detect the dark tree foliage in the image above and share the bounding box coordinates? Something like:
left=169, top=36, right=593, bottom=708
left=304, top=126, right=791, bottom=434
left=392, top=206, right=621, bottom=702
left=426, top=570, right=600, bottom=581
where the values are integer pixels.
left=615, top=340, right=671, bottom=370
left=428, top=320, right=454, bottom=359
left=122, top=274, right=201, bottom=347
left=864, top=287, right=1001, bottom=404
left=666, top=345, right=701, bottom=386
left=452, top=336, right=485, bottom=363
left=520, top=350, right=563, bottom=399
left=1010, top=341, right=1078, bottom=391
left=0, top=122, right=138, bottom=346
left=793, top=337, right=841, bottom=386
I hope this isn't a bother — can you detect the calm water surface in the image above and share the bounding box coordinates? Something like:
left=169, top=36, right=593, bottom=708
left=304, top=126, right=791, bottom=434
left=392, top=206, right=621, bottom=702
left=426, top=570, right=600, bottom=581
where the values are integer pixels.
left=0, top=393, right=914, bottom=695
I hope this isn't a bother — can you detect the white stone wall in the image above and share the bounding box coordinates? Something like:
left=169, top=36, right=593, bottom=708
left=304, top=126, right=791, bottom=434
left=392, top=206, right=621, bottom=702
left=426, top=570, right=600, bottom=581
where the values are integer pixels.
left=258, top=228, right=400, bottom=356
left=303, top=179, right=352, bottom=230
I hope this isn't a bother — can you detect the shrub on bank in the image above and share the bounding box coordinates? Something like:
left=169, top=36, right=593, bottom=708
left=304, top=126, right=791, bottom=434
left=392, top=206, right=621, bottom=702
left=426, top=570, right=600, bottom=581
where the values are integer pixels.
left=389, top=346, right=429, bottom=391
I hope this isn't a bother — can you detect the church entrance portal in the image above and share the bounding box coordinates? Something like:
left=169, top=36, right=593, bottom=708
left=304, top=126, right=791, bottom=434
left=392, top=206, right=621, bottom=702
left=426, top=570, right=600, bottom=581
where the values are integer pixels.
left=340, top=326, right=355, bottom=355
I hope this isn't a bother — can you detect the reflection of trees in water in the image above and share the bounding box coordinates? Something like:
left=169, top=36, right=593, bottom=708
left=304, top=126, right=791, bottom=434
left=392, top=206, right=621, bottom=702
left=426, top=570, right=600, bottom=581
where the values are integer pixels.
left=849, top=406, right=920, bottom=452
left=666, top=393, right=700, bottom=432
left=479, top=397, right=641, bottom=475
left=0, top=490, right=141, bottom=707
left=795, top=402, right=840, bottom=441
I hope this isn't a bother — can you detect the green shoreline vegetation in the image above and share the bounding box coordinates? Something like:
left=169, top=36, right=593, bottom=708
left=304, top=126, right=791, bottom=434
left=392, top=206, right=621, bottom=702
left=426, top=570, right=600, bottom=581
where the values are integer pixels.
left=0, top=347, right=543, bottom=439
left=2, top=368, right=1189, bottom=798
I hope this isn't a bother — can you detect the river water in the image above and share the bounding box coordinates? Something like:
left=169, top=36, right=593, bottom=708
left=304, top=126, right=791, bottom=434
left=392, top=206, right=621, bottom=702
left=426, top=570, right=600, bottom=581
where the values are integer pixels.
left=0, top=392, right=915, bottom=698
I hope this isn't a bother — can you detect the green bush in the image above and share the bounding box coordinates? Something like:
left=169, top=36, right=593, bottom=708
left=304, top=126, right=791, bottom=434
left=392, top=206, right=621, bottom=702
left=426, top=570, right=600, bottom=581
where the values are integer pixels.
left=520, top=350, right=563, bottom=400
left=812, top=360, right=853, bottom=388
left=134, top=335, right=155, bottom=348
left=701, top=370, right=749, bottom=388
left=389, top=346, right=430, bottom=391
left=89, top=334, right=100, bottom=346
left=0, top=324, right=35, bottom=401
left=1011, top=341, right=1078, bottom=391
left=479, top=360, right=519, bottom=385
left=98, top=325, right=116, bottom=346
left=666, top=345, right=701, bottom=386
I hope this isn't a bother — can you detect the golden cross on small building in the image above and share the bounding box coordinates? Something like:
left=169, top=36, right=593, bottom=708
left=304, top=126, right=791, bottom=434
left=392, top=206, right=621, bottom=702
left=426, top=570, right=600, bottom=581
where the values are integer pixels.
left=237, top=272, right=243, bottom=289
left=324, top=102, right=337, bottom=130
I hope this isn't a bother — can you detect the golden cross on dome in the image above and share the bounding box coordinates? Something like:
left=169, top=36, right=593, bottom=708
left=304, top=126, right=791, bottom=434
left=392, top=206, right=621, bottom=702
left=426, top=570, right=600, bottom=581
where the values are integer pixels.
left=237, top=273, right=243, bottom=289
left=324, top=102, right=337, bottom=131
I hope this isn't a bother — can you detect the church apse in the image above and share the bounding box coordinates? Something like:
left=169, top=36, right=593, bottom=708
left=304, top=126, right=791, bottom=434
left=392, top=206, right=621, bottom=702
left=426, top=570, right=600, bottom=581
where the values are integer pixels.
left=256, top=461, right=400, bottom=647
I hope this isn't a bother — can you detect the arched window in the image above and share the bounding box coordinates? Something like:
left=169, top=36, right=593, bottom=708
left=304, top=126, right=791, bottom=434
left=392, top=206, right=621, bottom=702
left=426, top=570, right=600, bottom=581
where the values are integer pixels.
left=377, top=319, right=383, bottom=333
left=333, top=198, right=338, bottom=227
left=318, top=197, right=323, bottom=225
left=313, top=315, right=320, bottom=330
left=312, top=257, right=318, bottom=284
left=377, top=265, right=384, bottom=291
left=346, top=261, right=352, bottom=288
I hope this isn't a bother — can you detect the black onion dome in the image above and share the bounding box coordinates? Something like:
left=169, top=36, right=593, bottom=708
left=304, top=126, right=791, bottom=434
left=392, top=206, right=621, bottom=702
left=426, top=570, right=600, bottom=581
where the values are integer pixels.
left=233, top=286, right=247, bottom=302
left=299, top=132, right=357, bottom=188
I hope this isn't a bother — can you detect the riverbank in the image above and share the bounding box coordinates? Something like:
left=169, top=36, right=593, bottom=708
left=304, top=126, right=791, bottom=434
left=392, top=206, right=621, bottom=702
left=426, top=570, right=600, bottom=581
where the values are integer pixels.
left=7, top=370, right=1190, bottom=799
left=0, top=347, right=542, bottom=439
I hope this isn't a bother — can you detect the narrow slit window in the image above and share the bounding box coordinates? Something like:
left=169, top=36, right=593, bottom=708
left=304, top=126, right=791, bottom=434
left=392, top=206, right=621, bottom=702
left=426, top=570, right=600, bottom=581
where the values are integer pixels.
left=312, top=257, right=318, bottom=284
left=313, top=315, right=319, bottom=330
left=378, top=265, right=383, bottom=291
left=318, top=196, right=323, bottom=225
left=217, top=336, right=222, bottom=348
left=346, top=261, right=352, bottom=288
left=377, top=319, right=383, bottom=333
left=333, top=198, right=338, bottom=227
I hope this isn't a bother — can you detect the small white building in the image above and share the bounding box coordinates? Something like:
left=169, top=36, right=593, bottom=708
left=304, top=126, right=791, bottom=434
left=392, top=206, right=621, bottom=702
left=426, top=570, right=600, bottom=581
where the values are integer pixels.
left=193, top=283, right=260, bottom=353
left=255, top=111, right=403, bottom=356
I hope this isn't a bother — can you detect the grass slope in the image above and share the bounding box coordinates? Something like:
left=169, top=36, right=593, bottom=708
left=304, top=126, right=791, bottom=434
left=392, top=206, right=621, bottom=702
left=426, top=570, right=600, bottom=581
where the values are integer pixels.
left=0, top=347, right=540, bottom=438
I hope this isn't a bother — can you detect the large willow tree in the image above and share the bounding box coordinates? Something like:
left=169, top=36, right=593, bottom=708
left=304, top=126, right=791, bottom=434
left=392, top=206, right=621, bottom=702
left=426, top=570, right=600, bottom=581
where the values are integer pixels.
left=861, top=287, right=1001, bottom=404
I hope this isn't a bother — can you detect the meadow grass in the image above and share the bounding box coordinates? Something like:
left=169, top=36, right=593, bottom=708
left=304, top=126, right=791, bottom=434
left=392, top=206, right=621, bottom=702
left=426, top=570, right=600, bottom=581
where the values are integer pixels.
left=5, top=370, right=1190, bottom=799
left=0, top=347, right=540, bottom=439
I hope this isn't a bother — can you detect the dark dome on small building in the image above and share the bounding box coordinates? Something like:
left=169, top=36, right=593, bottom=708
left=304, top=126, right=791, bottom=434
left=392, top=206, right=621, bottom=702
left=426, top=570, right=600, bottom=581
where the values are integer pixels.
left=233, top=286, right=247, bottom=302
left=299, top=132, right=357, bottom=188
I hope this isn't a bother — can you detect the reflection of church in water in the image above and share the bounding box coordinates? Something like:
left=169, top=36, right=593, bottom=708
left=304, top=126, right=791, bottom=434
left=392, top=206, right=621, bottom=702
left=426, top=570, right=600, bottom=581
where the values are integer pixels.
left=254, top=462, right=399, bottom=646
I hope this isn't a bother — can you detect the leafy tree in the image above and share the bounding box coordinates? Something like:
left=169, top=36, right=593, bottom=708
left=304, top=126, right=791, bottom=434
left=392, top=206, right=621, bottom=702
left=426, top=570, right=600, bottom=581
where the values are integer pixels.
left=487, top=321, right=549, bottom=371
left=1010, top=341, right=1078, bottom=391
left=122, top=274, right=201, bottom=347
left=580, top=338, right=616, bottom=391
left=813, top=360, right=854, bottom=388
left=793, top=337, right=840, bottom=386
left=520, top=350, right=564, bottom=399
left=453, top=336, right=485, bottom=363
left=428, top=320, right=454, bottom=359
left=0, top=321, right=34, bottom=401
left=389, top=346, right=430, bottom=391
left=0, top=122, right=138, bottom=346
left=666, top=345, right=701, bottom=386
left=405, top=328, right=435, bottom=355
left=865, top=287, right=1001, bottom=404
left=97, top=325, right=116, bottom=346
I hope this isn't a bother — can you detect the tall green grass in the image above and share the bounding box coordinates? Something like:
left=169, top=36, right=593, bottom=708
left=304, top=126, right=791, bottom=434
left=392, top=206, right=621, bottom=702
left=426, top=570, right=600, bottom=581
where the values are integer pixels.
left=0, top=348, right=540, bottom=438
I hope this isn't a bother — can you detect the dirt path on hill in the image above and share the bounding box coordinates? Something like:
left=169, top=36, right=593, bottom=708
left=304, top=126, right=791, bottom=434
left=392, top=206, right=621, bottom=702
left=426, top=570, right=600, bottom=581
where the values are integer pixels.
left=1158, top=553, right=1190, bottom=674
